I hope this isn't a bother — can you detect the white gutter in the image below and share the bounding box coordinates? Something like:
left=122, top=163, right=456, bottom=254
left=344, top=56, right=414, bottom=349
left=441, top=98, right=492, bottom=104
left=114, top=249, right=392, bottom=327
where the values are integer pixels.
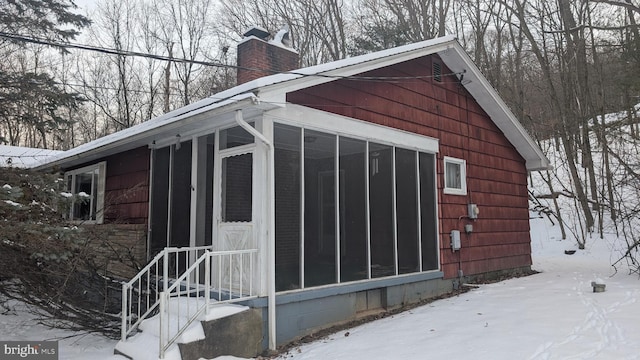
left=234, top=110, right=277, bottom=351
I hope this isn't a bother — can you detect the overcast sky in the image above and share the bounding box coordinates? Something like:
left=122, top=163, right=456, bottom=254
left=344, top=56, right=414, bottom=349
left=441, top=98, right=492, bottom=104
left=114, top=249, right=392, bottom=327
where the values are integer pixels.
left=73, top=0, right=96, bottom=13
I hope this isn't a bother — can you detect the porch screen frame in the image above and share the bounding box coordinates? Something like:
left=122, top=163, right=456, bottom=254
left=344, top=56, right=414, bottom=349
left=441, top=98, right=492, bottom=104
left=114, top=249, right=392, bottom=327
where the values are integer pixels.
left=271, top=110, right=440, bottom=293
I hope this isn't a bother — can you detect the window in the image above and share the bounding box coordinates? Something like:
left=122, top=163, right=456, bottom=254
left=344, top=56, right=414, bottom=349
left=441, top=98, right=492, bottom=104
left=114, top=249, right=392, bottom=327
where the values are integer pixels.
left=274, top=124, right=302, bottom=291
left=395, top=148, right=420, bottom=274
left=369, top=143, right=394, bottom=278
left=65, top=162, right=106, bottom=223
left=420, top=153, right=438, bottom=270
left=222, top=153, right=253, bottom=222
left=339, top=137, right=367, bottom=282
left=443, top=156, right=467, bottom=195
left=304, top=130, right=337, bottom=287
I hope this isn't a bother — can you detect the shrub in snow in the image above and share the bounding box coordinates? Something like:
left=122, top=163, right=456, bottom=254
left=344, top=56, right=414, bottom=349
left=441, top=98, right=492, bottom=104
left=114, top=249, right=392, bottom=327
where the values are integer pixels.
left=0, top=168, right=140, bottom=338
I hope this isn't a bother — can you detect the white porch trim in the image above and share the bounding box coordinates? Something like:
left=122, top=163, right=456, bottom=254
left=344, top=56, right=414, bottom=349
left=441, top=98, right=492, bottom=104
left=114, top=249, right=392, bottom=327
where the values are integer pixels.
left=234, top=110, right=278, bottom=351
left=265, top=105, right=439, bottom=154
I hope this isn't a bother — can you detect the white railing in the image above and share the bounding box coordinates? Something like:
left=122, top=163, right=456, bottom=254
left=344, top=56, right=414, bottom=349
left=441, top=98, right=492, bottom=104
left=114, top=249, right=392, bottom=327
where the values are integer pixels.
left=121, top=246, right=215, bottom=341
left=121, top=247, right=258, bottom=359
left=158, top=249, right=257, bottom=358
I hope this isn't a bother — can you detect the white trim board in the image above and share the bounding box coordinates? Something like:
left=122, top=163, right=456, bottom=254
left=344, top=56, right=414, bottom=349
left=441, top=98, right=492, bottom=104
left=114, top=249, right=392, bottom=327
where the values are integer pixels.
left=266, top=105, right=439, bottom=154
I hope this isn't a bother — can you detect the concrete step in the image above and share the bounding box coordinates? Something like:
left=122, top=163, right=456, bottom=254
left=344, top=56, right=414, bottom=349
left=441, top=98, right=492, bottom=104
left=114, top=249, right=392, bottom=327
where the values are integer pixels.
left=115, top=303, right=261, bottom=360
left=179, top=307, right=263, bottom=360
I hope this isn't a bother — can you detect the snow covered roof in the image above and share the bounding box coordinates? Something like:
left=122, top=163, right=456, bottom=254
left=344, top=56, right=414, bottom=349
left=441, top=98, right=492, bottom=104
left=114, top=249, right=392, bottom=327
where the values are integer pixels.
left=0, top=145, right=63, bottom=168
left=35, top=35, right=549, bottom=171
left=33, top=93, right=263, bottom=170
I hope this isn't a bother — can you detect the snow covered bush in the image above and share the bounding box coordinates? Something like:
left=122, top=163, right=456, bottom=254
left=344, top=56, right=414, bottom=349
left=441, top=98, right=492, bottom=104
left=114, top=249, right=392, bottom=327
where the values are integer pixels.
left=0, top=168, right=138, bottom=338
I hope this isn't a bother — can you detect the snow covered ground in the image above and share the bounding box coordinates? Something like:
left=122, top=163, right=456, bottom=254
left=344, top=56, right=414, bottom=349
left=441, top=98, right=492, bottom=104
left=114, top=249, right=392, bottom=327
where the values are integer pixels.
left=0, top=300, right=122, bottom=360
left=278, top=215, right=640, bottom=360
left=1, top=213, right=638, bottom=360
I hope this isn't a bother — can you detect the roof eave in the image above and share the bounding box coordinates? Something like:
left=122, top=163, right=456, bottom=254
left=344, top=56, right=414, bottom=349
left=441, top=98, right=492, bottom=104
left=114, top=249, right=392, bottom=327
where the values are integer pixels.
left=33, top=95, right=261, bottom=171
left=526, top=158, right=553, bottom=172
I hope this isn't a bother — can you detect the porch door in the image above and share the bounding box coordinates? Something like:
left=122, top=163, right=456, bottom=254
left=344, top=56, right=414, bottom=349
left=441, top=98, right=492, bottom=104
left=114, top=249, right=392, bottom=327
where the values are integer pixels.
left=215, top=146, right=255, bottom=291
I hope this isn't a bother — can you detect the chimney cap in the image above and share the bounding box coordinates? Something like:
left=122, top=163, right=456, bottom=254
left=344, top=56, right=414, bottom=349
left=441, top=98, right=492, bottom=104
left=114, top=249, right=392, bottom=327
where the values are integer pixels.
left=243, top=26, right=270, bottom=40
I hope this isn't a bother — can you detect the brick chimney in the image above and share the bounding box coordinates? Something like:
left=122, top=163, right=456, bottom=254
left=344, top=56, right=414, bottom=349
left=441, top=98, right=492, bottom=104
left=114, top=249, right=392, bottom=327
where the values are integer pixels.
left=236, top=26, right=299, bottom=85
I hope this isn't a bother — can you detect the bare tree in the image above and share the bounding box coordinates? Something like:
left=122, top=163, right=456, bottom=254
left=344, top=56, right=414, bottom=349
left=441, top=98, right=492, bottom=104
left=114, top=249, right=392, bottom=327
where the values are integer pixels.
left=89, top=0, right=147, bottom=131
left=154, top=0, right=216, bottom=106
left=219, top=0, right=353, bottom=65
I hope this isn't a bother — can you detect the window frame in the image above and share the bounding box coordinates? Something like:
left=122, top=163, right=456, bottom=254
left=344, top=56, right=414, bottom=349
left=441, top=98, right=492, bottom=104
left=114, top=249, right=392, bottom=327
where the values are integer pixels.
left=443, top=156, right=467, bottom=195
left=65, top=161, right=106, bottom=224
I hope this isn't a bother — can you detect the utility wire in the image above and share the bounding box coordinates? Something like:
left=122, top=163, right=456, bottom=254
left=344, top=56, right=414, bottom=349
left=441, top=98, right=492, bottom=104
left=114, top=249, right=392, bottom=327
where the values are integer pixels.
left=0, top=154, right=59, bottom=158
left=0, top=32, right=465, bottom=82
left=1, top=31, right=468, bottom=123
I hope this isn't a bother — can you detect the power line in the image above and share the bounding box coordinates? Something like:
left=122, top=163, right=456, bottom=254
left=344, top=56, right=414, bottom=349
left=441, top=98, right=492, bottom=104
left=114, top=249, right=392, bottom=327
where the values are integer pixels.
left=61, top=81, right=185, bottom=96
left=0, top=154, right=59, bottom=158
left=0, top=32, right=465, bottom=82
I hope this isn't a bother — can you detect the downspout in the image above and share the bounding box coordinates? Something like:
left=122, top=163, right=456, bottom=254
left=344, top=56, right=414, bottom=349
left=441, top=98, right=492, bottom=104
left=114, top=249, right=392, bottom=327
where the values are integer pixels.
left=147, top=143, right=155, bottom=261
left=235, top=109, right=277, bottom=351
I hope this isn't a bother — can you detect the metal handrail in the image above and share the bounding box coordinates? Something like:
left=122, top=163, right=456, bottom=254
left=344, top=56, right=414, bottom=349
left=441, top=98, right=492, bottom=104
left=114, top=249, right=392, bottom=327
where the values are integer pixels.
left=120, top=246, right=258, bottom=359
left=120, top=245, right=215, bottom=341
left=158, top=249, right=258, bottom=358
left=158, top=252, right=209, bottom=357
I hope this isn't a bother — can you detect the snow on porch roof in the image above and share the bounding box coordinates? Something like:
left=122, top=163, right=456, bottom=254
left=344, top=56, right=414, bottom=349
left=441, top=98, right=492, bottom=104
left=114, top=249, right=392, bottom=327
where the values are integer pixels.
left=33, top=93, right=260, bottom=170
left=35, top=35, right=549, bottom=171
left=0, top=145, right=62, bottom=168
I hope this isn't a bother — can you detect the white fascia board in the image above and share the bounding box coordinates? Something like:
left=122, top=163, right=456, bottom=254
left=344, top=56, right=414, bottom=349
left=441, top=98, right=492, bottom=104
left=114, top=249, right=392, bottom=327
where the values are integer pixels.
left=34, top=94, right=258, bottom=171
left=438, top=43, right=550, bottom=171
left=266, top=104, right=439, bottom=154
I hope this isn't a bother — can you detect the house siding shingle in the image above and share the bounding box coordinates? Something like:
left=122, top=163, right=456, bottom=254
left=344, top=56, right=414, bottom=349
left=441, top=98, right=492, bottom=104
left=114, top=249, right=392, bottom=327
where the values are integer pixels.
left=103, top=146, right=150, bottom=224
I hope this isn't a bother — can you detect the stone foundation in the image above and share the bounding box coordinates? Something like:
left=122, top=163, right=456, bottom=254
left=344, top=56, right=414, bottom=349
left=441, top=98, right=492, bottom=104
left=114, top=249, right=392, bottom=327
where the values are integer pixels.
left=82, top=223, right=147, bottom=279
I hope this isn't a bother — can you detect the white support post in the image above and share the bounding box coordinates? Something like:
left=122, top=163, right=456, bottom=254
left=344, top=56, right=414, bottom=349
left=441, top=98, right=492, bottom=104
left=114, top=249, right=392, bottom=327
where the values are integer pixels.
left=205, top=251, right=211, bottom=309
left=415, top=152, right=423, bottom=271
left=235, top=110, right=277, bottom=350
left=189, top=138, right=199, bottom=251
left=121, top=284, right=127, bottom=341
left=163, top=249, right=169, bottom=293
left=335, top=137, right=340, bottom=283
left=266, top=127, right=276, bottom=351
left=392, top=147, right=398, bottom=276
left=159, top=293, right=166, bottom=359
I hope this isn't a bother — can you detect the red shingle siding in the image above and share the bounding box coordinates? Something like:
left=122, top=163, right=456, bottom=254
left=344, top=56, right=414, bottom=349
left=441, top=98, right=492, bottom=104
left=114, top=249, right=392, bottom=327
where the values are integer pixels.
left=287, top=54, right=531, bottom=279
left=103, top=146, right=150, bottom=224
